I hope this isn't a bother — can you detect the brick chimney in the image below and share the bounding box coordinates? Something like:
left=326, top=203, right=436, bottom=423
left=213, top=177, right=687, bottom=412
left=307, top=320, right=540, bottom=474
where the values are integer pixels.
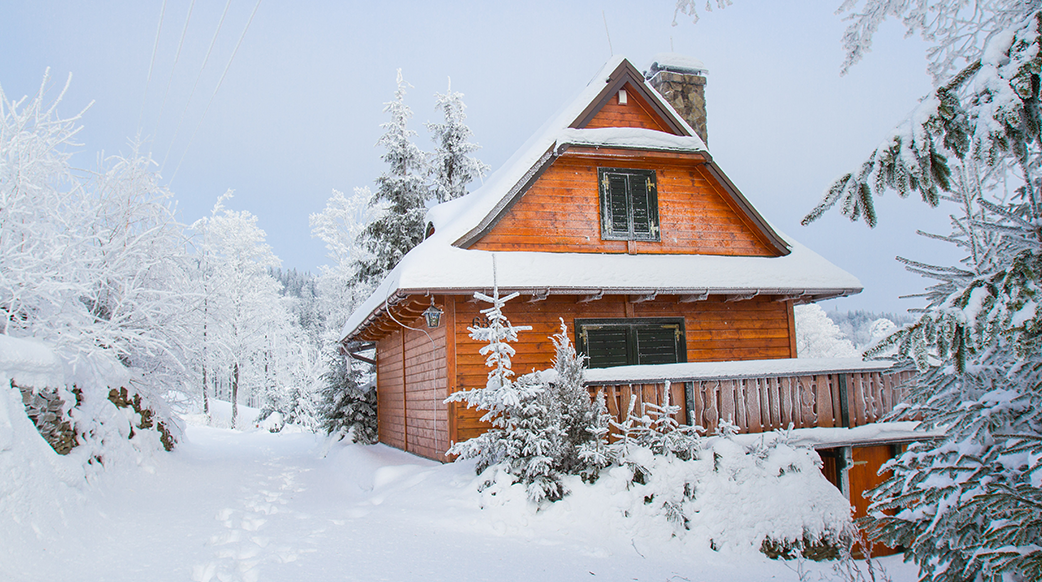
left=645, top=54, right=708, bottom=145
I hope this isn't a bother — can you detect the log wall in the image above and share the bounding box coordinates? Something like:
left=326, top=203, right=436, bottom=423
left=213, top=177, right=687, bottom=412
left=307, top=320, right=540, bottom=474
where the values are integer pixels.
left=450, top=294, right=795, bottom=442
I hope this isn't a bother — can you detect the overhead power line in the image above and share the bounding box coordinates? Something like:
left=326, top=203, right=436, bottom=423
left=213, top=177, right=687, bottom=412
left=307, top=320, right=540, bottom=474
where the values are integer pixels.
left=138, top=0, right=168, bottom=132
left=170, top=0, right=262, bottom=185
left=161, top=0, right=234, bottom=173
left=152, top=0, right=197, bottom=141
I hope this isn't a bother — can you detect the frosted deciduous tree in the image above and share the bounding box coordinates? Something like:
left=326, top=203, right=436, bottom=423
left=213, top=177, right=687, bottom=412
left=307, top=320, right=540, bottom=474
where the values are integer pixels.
left=354, top=70, right=428, bottom=285
left=191, top=197, right=284, bottom=428
left=797, top=3, right=1042, bottom=580
left=1, top=72, right=191, bottom=409
left=794, top=304, right=859, bottom=358
left=426, top=79, right=489, bottom=203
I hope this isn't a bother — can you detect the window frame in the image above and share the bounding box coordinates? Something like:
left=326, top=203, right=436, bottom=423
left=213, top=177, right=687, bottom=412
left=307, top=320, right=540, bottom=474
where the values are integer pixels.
left=598, top=167, right=660, bottom=242
left=575, top=317, right=686, bottom=369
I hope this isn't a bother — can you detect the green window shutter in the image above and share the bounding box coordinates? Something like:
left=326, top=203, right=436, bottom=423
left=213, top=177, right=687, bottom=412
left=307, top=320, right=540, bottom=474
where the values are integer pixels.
left=583, top=326, right=631, bottom=368
left=577, top=318, right=685, bottom=369
left=598, top=168, right=660, bottom=241
left=635, top=324, right=683, bottom=365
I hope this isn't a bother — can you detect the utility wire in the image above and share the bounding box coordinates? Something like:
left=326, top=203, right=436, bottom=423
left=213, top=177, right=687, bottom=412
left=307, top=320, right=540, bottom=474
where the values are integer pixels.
left=152, top=0, right=197, bottom=142
left=138, top=0, right=168, bottom=132
left=170, top=0, right=262, bottom=185
left=161, top=0, right=233, bottom=174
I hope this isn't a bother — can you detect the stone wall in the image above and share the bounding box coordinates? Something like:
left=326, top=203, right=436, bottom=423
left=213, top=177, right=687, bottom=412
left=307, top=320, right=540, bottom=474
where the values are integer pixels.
left=648, top=70, right=708, bottom=145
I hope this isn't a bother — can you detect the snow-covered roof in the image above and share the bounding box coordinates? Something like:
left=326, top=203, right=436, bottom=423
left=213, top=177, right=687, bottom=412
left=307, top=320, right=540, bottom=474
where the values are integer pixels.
left=341, top=230, right=862, bottom=341
left=341, top=57, right=863, bottom=342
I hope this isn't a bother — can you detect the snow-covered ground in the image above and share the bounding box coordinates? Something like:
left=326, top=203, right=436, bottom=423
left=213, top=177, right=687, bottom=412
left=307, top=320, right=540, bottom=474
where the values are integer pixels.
left=2, top=408, right=921, bottom=582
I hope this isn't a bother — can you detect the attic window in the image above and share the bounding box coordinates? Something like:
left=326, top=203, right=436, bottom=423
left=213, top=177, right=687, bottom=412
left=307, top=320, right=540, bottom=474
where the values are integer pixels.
left=576, top=318, right=685, bottom=368
left=598, top=168, right=660, bottom=241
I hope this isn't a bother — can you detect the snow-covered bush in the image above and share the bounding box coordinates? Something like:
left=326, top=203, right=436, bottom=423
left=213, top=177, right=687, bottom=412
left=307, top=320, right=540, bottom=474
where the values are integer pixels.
left=1, top=74, right=185, bottom=458
left=795, top=304, right=859, bottom=358
left=449, top=295, right=852, bottom=554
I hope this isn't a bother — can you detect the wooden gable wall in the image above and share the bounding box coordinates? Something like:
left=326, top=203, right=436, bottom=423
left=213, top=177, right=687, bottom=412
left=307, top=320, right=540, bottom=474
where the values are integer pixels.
left=580, top=82, right=676, bottom=132
left=470, top=149, right=778, bottom=256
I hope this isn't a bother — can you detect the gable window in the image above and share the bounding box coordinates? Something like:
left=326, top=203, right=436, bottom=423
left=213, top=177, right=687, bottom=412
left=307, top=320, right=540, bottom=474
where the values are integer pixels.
left=599, top=168, right=660, bottom=241
left=576, top=318, right=685, bottom=368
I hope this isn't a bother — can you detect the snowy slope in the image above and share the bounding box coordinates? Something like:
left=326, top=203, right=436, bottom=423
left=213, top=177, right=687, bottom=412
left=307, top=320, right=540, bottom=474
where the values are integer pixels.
left=0, top=424, right=921, bottom=582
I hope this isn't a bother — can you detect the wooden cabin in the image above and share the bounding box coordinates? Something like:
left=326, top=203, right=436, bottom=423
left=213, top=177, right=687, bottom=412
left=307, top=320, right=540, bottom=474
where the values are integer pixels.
left=341, top=58, right=918, bottom=552
left=340, top=56, right=908, bottom=474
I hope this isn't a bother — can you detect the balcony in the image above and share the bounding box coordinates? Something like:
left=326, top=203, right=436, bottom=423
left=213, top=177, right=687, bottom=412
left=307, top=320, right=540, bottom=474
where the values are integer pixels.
left=583, top=358, right=914, bottom=435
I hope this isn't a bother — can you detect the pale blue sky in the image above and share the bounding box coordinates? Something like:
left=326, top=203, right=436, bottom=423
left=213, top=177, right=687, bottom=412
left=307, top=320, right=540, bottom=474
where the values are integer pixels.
left=2, top=1, right=951, bottom=314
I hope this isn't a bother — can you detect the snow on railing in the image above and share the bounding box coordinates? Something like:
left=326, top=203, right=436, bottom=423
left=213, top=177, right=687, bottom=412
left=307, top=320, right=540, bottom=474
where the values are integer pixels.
left=584, top=358, right=914, bottom=436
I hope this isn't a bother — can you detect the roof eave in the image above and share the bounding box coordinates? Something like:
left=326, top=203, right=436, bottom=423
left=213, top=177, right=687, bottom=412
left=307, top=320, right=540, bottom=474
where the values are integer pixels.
left=341, top=285, right=862, bottom=343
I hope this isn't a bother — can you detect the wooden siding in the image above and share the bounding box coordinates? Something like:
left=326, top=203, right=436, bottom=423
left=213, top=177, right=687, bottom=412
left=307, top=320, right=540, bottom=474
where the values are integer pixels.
left=376, top=330, right=405, bottom=449
left=581, top=82, right=676, bottom=133
left=450, top=294, right=793, bottom=442
left=470, top=152, right=777, bottom=256
left=375, top=310, right=451, bottom=462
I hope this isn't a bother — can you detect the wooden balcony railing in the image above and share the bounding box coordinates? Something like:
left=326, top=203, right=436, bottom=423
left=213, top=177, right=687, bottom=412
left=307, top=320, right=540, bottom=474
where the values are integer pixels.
left=584, top=358, right=914, bottom=436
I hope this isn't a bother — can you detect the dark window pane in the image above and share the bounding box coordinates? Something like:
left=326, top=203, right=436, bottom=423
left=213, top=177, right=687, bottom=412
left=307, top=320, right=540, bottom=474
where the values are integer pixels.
left=630, top=176, right=651, bottom=235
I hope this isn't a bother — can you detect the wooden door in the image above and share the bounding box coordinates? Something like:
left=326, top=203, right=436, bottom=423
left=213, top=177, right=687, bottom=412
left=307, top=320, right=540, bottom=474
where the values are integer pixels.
left=849, top=445, right=899, bottom=558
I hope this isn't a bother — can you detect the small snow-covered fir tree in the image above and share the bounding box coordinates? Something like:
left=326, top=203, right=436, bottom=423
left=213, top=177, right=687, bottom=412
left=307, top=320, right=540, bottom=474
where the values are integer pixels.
left=317, top=350, right=377, bottom=443
left=446, top=284, right=574, bottom=502
left=426, top=79, right=489, bottom=203
left=354, top=70, right=428, bottom=285
left=545, top=320, right=607, bottom=478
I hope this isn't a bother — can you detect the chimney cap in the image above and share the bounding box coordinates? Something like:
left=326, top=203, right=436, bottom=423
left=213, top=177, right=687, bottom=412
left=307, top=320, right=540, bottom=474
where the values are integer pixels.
left=646, top=53, right=708, bottom=77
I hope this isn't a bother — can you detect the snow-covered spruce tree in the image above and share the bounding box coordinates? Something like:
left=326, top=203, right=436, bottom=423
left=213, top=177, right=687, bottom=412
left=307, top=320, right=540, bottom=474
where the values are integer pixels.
left=445, top=286, right=575, bottom=502
left=317, top=352, right=377, bottom=443
left=310, top=187, right=382, bottom=441
left=801, top=5, right=1042, bottom=581
left=426, top=79, right=490, bottom=203
left=545, top=320, right=608, bottom=479
left=354, top=70, right=428, bottom=286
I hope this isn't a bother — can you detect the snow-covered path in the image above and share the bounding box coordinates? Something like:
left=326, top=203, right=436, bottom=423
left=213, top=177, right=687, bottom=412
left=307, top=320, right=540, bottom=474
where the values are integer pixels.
left=3, top=425, right=919, bottom=582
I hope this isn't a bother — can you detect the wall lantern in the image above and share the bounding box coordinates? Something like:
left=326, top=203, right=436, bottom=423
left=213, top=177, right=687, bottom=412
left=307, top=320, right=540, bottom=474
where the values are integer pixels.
left=423, top=297, right=443, bottom=328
